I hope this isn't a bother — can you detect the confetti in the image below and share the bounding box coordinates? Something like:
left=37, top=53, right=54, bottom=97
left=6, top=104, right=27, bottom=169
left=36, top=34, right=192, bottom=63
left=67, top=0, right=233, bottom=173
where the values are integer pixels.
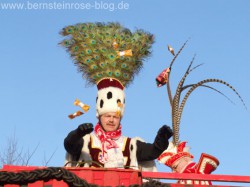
left=68, top=110, right=83, bottom=119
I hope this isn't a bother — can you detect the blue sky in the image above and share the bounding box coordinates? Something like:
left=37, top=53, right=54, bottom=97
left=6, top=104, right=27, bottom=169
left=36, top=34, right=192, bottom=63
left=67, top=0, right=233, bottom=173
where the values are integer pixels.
left=1, top=0, right=250, bottom=185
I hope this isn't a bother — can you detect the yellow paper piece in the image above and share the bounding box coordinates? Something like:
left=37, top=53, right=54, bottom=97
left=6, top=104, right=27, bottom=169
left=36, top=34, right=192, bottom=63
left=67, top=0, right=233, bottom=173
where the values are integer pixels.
left=74, top=99, right=90, bottom=112
left=68, top=110, right=83, bottom=119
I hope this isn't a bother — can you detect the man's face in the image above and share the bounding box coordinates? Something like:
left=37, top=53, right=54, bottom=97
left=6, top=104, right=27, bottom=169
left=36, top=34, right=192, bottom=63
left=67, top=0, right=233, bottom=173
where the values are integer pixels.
left=100, top=112, right=121, bottom=132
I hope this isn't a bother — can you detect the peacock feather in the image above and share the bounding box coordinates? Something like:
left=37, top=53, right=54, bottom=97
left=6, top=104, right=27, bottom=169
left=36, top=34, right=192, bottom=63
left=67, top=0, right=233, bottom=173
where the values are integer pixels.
left=159, top=41, right=247, bottom=145
left=60, top=22, right=154, bottom=87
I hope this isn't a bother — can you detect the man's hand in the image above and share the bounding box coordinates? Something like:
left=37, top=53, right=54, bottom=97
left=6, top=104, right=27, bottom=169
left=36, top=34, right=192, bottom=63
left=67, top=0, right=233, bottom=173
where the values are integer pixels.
left=157, top=125, right=173, bottom=140
left=154, top=125, right=173, bottom=151
left=77, top=123, right=94, bottom=137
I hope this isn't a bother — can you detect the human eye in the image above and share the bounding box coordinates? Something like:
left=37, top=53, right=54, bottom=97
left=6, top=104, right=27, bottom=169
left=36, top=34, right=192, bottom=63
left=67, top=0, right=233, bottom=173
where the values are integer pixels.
left=114, top=115, right=120, bottom=120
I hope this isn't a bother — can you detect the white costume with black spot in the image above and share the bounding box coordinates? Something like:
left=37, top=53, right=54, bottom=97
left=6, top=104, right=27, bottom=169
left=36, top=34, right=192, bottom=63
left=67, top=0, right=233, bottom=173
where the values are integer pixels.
left=65, top=133, right=157, bottom=171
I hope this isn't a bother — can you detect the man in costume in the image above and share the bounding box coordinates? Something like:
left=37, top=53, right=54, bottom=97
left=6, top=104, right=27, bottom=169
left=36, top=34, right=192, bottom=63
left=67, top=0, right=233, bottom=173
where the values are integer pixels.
left=60, top=22, right=173, bottom=169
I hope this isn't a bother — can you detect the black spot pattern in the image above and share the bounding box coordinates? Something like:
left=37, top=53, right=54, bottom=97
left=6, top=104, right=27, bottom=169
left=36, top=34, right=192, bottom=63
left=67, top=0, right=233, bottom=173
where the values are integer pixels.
left=117, top=99, right=121, bottom=103
left=100, top=99, right=104, bottom=108
left=107, top=91, right=112, bottom=99
left=130, top=144, right=133, bottom=151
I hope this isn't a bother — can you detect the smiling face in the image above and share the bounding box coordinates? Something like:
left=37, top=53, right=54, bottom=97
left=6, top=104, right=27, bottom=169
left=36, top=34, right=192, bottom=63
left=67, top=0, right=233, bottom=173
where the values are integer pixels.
left=100, top=112, right=121, bottom=132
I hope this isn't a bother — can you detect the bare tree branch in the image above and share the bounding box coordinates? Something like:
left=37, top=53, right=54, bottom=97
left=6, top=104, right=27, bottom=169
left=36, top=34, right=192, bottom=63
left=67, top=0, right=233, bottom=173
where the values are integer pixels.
left=0, top=131, right=40, bottom=167
left=42, top=147, right=58, bottom=166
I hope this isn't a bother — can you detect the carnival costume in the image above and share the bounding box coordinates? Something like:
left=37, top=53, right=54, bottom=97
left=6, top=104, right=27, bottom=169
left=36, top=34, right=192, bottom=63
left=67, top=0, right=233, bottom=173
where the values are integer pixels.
left=60, top=22, right=173, bottom=169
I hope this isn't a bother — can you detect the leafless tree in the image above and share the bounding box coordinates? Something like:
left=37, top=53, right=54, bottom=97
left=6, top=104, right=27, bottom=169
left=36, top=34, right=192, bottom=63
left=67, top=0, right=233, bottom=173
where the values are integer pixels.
left=0, top=132, right=39, bottom=167
left=0, top=131, right=58, bottom=168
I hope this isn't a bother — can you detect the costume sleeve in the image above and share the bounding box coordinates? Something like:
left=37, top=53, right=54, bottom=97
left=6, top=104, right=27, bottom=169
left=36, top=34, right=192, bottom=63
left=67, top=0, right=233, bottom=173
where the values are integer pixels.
left=64, top=123, right=93, bottom=161
left=64, top=128, right=83, bottom=160
left=136, top=125, right=172, bottom=161
left=136, top=140, right=168, bottom=161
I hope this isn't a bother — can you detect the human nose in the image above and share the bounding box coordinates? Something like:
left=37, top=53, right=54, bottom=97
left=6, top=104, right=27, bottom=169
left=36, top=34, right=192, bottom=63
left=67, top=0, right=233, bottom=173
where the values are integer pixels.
left=109, top=116, right=114, bottom=122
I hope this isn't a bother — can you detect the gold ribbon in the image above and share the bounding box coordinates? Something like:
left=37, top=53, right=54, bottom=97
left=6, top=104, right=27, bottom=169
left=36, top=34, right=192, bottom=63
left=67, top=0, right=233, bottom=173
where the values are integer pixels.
left=112, top=39, right=133, bottom=57
left=116, top=102, right=123, bottom=117
left=116, top=49, right=133, bottom=57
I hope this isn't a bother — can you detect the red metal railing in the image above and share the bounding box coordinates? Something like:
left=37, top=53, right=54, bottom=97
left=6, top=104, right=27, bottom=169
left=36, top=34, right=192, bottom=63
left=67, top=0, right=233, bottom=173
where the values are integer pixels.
left=142, top=171, right=250, bottom=183
left=142, top=171, right=250, bottom=186
left=1, top=165, right=250, bottom=187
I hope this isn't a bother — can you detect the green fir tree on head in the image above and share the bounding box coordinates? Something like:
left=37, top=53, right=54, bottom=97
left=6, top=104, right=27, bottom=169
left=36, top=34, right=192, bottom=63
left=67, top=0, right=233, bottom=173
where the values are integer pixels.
left=60, top=22, right=154, bottom=87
